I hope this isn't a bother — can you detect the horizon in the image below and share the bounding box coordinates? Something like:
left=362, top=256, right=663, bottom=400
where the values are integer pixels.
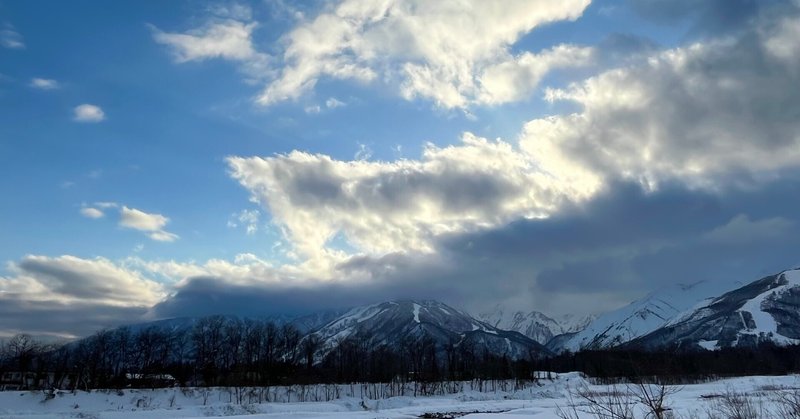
left=3, top=0, right=800, bottom=341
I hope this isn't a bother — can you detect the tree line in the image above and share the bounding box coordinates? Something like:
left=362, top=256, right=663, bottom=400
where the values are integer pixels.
left=0, top=315, right=536, bottom=390
left=4, top=315, right=800, bottom=390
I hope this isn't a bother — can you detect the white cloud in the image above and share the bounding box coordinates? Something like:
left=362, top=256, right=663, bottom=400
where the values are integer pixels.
left=522, top=13, right=800, bottom=189
left=208, top=3, right=253, bottom=21
left=304, top=104, right=321, bottom=114
left=29, top=78, right=59, bottom=90
left=148, top=230, right=180, bottom=242
left=80, top=207, right=104, bottom=219
left=325, top=97, right=346, bottom=108
left=228, top=133, right=587, bottom=259
left=126, top=253, right=288, bottom=287
left=120, top=206, right=168, bottom=231
left=0, top=24, right=24, bottom=49
left=228, top=8, right=800, bottom=270
left=152, top=20, right=258, bottom=62
left=119, top=206, right=179, bottom=242
left=353, top=143, right=372, bottom=161
left=73, top=104, right=105, bottom=123
left=1, top=255, right=165, bottom=307
left=256, top=0, right=592, bottom=108
left=477, top=45, right=593, bottom=104
left=227, top=209, right=261, bottom=235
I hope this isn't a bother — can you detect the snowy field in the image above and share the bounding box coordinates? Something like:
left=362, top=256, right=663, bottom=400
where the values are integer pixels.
left=2, top=373, right=799, bottom=418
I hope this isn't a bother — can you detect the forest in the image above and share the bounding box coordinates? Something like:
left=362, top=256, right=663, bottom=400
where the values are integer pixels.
left=3, top=315, right=800, bottom=391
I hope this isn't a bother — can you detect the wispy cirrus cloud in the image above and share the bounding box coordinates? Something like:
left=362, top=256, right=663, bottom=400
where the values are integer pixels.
left=151, top=20, right=259, bottom=63
left=0, top=23, right=24, bottom=49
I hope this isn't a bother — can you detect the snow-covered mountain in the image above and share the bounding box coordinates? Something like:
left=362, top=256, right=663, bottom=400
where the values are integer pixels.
left=478, top=307, right=593, bottom=345
left=70, top=265, right=800, bottom=360
left=547, top=268, right=800, bottom=352
left=553, top=278, right=741, bottom=352
left=631, top=269, right=800, bottom=350
left=308, top=300, right=551, bottom=361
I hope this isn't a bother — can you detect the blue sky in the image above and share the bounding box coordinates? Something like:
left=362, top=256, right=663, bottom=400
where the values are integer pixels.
left=2, top=0, right=800, bottom=338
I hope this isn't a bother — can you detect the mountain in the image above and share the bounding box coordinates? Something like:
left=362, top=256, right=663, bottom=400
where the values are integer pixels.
left=631, top=269, right=800, bottom=350
left=548, top=268, right=800, bottom=352
left=553, top=278, right=741, bottom=352
left=307, top=300, right=551, bottom=361
left=478, top=307, right=593, bottom=345
left=122, top=308, right=345, bottom=336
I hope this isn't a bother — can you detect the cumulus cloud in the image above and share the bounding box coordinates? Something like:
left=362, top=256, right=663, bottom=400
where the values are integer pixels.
left=0, top=23, right=24, bottom=49
left=119, top=206, right=179, bottom=242
left=526, top=11, right=800, bottom=190
left=80, top=207, right=104, bottom=219
left=256, top=0, right=592, bottom=108
left=476, top=45, right=593, bottom=105
left=30, top=78, right=59, bottom=90
left=210, top=4, right=800, bottom=317
left=227, top=133, right=591, bottom=259
left=228, top=3, right=800, bottom=262
left=0, top=255, right=166, bottom=338
left=73, top=104, right=105, bottom=122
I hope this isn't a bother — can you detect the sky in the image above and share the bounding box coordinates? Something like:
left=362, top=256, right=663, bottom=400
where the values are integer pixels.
left=2, top=0, right=800, bottom=339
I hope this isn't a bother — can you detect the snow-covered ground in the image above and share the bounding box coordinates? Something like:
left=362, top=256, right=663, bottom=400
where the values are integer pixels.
left=1, top=373, right=799, bottom=418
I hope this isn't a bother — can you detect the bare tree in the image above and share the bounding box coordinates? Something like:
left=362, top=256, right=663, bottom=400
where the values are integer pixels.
left=631, top=381, right=679, bottom=419
left=302, top=334, right=321, bottom=371
left=775, top=386, right=800, bottom=418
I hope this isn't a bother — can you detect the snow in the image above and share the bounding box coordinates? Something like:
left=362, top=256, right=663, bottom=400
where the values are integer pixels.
left=736, top=269, right=800, bottom=345
left=561, top=278, right=741, bottom=352
left=698, top=340, right=719, bottom=350
left=3, top=374, right=800, bottom=418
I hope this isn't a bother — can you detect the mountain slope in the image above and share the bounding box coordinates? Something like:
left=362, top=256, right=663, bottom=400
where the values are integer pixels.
left=631, top=269, right=800, bottom=350
left=479, top=307, right=593, bottom=345
left=308, top=300, right=550, bottom=361
left=555, top=279, right=740, bottom=352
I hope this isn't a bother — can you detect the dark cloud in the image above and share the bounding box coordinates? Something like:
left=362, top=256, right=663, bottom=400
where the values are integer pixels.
left=154, top=176, right=800, bottom=320
left=0, top=297, right=148, bottom=340
left=150, top=269, right=459, bottom=319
